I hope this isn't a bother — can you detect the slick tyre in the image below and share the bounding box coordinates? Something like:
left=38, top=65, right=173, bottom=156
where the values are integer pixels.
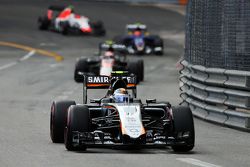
left=38, top=16, right=50, bottom=30
left=74, top=58, right=89, bottom=83
left=154, top=38, right=164, bottom=55
left=50, top=100, right=76, bottom=143
left=171, top=106, right=195, bottom=152
left=60, top=21, right=70, bottom=35
left=92, top=21, right=106, bottom=36
left=138, top=59, right=144, bottom=81
left=65, top=105, right=91, bottom=151
left=128, top=59, right=144, bottom=83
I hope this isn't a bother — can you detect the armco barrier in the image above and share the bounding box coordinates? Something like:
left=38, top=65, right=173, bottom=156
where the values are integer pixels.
left=180, top=60, right=250, bottom=131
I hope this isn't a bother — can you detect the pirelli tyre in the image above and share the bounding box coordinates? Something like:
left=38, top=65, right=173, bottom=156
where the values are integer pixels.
left=74, top=58, right=89, bottom=83
left=154, top=38, right=164, bottom=55
left=128, top=59, right=144, bottom=83
left=60, top=21, right=70, bottom=35
left=92, top=21, right=106, bottom=36
left=64, top=105, right=91, bottom=151
left=171, top=106, right=195, bottom=152
left=38, top=16, right=50, bottom=30
left=138, top=59, right=144, bottom=81
left=50, top=100, right=76, bottom=143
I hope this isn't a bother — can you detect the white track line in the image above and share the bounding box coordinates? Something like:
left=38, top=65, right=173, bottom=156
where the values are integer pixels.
left=49, top=63, right=63, bottom=68
left=0, top=50, right=35, bottom=71
left=19, top=50, right=36, bottom=61
left=39, top=42, right=56, bottom=46
left=177, top=158, right=222, bottom=167
left=0, top=62, right=17, bottom=70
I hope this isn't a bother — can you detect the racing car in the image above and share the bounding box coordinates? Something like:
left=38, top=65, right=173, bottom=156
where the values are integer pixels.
left=50, top=71, right=195, bottom=152
left=38, top=5, right=106, bottom=36
left=74, top=40, right=144, bottom=83
left=114, top=23, right=164, bottom=55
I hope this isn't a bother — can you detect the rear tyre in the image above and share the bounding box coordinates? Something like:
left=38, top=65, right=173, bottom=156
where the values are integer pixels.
left=92, top=21, right=106, bottom=36
left=74, top=58, right=89, bottom=83
left=38, top=16, right=50, bottom=30
left=171, top=106, right=195, bottom=152
left=138, top=59, right=144, bottom=81
left=64, top=105, right=91, bottom=151
left=128, top=59, right=144, bottom=83
left=154, top=38, right=164, bottom=55
left=50, top=100, right=76, bottom=143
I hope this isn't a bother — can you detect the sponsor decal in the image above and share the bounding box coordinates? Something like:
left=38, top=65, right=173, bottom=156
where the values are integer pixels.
left=87, top=76, right=136, bottom=84
left=87, top=76, right=109, bottom=83
left=101, top=43, right=126, bottom=50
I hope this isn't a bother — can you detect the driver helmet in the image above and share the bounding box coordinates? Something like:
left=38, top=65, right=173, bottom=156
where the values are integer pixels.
left=104, top=51, right=114, bottom=57
left=134, top=30, right=142, bottom=36
left=113, top=88, right=129, bottom=103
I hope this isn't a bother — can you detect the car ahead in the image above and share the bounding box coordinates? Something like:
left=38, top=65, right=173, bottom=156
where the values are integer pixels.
left=114, top=23, right=164, bottom=55
left=38, top=5, right=106, bottom=36
left=50, top=71, right=195, bottom=152
left=74, top=41, right=144, bottom=83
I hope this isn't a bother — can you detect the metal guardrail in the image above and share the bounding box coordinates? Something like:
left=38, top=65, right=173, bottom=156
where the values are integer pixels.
left=180, top=60, right=250, bottom=131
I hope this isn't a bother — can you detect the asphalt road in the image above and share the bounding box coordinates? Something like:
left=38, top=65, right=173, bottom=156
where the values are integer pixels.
left=0, top=1, right=250, bottom=167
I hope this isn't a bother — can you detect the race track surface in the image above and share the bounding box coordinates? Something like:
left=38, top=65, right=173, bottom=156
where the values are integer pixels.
left=0, top=1, right=250, bottom=167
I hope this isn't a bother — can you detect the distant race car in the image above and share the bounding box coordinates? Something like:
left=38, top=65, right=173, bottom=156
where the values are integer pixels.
left=38, top=5, right=106, bottom=36
left=50, top=72, right=195, bottom=152
left=114, top=23, right=164, bottom=55
left=74, top=40, right=144, bottom=83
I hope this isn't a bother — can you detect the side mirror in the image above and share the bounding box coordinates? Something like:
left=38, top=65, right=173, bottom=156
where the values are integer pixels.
left=90, top=99, right=101, bottom=104
left=146, top=99, right=156, bottom=104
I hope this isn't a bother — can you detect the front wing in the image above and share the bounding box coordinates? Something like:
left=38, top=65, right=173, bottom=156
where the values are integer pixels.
left=71, top=130, right=190, bottom=148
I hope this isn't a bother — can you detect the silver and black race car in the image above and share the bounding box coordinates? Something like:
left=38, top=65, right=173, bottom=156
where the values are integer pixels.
left=38, top=5, right=106, bottom=36
left=50, top=72, right=195, bottom=152
left=74, top=41, right=144, bottom=83
left=114, top=23, right=164, bottom=55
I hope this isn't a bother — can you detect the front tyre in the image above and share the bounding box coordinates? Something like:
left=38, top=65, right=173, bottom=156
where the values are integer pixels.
left=74, top=58, right=89, bottom=83
left=50, top=100, right=76, bottom=143
left=171, top=106, right=195, bottom=152
left=60, top=21, right=70, bottom=35
left=64, top=105, right=91, bottom=151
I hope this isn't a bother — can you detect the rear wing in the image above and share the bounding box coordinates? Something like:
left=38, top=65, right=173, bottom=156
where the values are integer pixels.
left=98, top=42, right=127, bottom=55
left=85, top=76, right=136, bottom=88
left=126, top=24, right=147, bottom=31
left=82, top=72, right=137, bottom=103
